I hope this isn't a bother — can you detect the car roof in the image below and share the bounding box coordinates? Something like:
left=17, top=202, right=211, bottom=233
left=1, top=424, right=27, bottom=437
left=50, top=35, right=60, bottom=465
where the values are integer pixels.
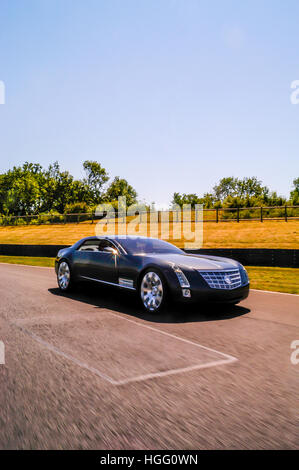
left=79, top=235, right=157, bottom=241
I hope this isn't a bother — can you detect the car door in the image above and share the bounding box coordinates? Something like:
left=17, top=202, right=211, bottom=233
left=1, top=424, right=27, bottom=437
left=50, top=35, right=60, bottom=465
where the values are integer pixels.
left=87, top=239, right=118, bottom=284
left=72, top=239, right=103, bottom=279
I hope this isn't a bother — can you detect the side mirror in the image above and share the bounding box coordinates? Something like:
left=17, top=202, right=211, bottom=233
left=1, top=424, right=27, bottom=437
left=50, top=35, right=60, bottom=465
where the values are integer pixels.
left=102, top=246, right=117, bottom=255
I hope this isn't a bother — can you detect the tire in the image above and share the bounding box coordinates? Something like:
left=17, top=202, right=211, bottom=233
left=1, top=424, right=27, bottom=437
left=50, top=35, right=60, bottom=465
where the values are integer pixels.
left=57, top=260, right=73, bottom=292
left=139, top=269, right=167, bottom=313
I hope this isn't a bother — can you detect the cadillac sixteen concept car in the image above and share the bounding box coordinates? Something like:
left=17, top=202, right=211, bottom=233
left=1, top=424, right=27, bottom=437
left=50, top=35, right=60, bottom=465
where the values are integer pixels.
left=55, top=236, right=249, bottom=313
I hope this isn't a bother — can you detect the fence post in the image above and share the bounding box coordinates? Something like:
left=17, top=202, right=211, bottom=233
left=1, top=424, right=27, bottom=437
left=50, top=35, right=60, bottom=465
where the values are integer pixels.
left=285, top=206, right=288, bottom=222
left=237, top=207, right=240, bottom=223
left=260, top=207, right=263, bottom=222
left=216, top=207, right=219, bottom=223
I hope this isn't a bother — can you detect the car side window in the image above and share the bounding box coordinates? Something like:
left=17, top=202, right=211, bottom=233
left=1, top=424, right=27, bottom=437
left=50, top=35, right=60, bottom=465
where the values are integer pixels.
left=98, top=240, right=116, bottom=252
left=77, top=239, right=117, bottom=253
left=78, top=240, right=101, bottom=252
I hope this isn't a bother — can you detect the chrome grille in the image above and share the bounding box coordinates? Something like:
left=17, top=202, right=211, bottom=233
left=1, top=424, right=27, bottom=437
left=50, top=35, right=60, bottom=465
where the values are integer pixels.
left=199, top=269, right=241, bottom=290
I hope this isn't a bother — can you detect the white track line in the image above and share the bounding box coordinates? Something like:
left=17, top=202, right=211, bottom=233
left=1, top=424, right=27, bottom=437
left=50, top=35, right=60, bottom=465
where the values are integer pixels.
left=103, top=309, right=237, bottom=362
left=0, top=262, right=53, bottom=269
left=251, top=289, right=298, bottom=297
left=100, top=309, right=238, bottom=385
left=112, top=358, right=236, bottom=386
left=13, top=323, right=116, bottom=384
left=11, top=310, right=237, bottom=386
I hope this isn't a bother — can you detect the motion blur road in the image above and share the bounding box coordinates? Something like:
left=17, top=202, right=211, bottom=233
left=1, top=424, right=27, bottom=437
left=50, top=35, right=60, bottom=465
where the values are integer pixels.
left=0, top=263, right=298, bottom=449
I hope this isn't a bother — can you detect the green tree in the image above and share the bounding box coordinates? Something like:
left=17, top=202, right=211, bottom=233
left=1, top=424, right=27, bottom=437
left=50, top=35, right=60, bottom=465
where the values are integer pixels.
left=213, top=177, right=238, bottom=201
left=290, top=177, right=299, bottom=204
left=171, top=192, right=202, bottom=209
left=83, top=160, right=109, bottom=204
left=105, top=176, right=138, bottom=207
left=41, top=162, right=75, bottom=213
left=0, top=163, right=43, bottom=215
left=236, top=177, right=269, bottom=199
left=7, top=174, right=41, bottom=215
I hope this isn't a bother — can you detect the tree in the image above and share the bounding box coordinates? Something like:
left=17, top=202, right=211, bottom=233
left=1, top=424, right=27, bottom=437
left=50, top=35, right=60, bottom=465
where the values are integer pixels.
left=0, top=160, right=108, bottom=215
left=83, top=161, right=109, bottom=204
left=290, top=177, right=299, bottom=204
left=0, top=163, right=43, bottom=215
left=105, top=177, right=138, bottom=207
left=5, top=173, right=41, bottom=215
left=201, top=193, right=217, bottom=208
left=236, top=177, right=269, bottom=199
left=213, top=177, right=238, bottom=201
left=171, top=192, right=215, bottom=209
left=212, top=176, right=271, bottom=205
left=41, top=162, right=76, bottom=213
left=171, top=192, right=202, bottom=209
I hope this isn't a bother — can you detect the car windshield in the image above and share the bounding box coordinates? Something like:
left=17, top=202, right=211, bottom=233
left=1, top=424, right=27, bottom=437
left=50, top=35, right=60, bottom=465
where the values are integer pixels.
left=117, top=237, right=183, bottom=255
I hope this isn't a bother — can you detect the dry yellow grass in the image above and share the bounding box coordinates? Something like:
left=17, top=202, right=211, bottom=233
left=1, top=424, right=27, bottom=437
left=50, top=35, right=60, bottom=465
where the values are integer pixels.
left=0, top=219, right=297, bottom=248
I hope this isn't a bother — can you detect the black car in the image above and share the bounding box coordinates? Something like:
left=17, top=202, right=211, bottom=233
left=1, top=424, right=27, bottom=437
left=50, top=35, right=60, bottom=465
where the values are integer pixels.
left=55, top=236, right=249, bottom=313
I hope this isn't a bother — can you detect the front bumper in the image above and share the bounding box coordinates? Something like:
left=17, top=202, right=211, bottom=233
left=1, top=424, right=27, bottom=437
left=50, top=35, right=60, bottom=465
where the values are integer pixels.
left=180, top=283, right=250, bottom=304
left=164, top=264, right=249, bottom=304
left=164, top=268, right=250, bottom=304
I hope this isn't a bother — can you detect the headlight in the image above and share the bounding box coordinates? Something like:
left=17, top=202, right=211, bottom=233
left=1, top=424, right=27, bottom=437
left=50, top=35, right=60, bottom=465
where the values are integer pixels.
left=171, top=265, right=190, bottom=288
left=239, top=265, right=249, bottom=284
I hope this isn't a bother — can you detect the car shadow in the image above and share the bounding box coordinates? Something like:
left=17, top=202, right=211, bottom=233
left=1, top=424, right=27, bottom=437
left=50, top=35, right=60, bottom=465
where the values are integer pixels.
left=48, top=282, right=250, bottom=324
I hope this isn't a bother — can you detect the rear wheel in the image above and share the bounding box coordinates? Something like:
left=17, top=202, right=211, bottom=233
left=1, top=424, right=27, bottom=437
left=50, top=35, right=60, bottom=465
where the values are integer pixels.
left=57, top=260, right=73, bottom=292
left=139, top=270, right=166, bottom=313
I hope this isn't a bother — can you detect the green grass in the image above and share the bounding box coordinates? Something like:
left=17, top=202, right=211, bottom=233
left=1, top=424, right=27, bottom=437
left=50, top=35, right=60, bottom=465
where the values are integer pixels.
left=0, top=256, right=297, bottom=295
left=245, top=266, right=299, bottom=295
left=0, top=255, right=54, bottom=267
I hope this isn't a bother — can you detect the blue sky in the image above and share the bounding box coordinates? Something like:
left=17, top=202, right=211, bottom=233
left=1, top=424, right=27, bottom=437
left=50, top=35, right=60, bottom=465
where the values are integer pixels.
left=0, top=0, right=298, bottom=207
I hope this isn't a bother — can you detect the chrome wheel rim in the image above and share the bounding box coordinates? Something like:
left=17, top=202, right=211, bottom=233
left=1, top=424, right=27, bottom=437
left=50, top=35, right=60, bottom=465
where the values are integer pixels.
left=58, top=262, right=70, bottom=290
left=140, top=272, right=163, bottom=312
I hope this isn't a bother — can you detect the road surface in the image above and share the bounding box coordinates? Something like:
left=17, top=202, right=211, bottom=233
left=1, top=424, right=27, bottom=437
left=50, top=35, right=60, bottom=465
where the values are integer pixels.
left=0, top=263, right=298, bottom=449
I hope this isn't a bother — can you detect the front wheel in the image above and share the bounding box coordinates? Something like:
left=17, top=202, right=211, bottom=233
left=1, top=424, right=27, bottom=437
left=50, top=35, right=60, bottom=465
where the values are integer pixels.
left=57, top=260, right=73, bottom=292
left=139, top=270, right=166, bottom=313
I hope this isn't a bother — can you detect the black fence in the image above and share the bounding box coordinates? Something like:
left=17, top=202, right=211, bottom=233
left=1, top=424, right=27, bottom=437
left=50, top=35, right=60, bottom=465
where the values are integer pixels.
left=185, top=248, right=298, bottom=268
left=0, top=205, right=299, bottom=226
left=0, top=244, right=298, bottom=268
left=0, top=244, right=69, bottom=258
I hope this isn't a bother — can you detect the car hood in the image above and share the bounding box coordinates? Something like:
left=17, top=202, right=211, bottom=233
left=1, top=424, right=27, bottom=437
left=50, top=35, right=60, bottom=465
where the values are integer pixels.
left=148, top=253, right=239, bottom=271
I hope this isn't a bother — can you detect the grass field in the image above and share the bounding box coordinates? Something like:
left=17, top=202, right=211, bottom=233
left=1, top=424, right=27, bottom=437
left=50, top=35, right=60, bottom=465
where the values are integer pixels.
left=0, top=220, right=298, bottom=249
left=0, top=256, right=54, bottom=267
left=0, top=256, right=297, bottom=294
left=245, top=266, right=299, bottom=294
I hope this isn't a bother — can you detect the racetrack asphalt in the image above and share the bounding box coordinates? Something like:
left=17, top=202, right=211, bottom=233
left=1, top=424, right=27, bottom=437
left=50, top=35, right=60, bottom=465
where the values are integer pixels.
left=0, top=263, right=298, bottom=449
